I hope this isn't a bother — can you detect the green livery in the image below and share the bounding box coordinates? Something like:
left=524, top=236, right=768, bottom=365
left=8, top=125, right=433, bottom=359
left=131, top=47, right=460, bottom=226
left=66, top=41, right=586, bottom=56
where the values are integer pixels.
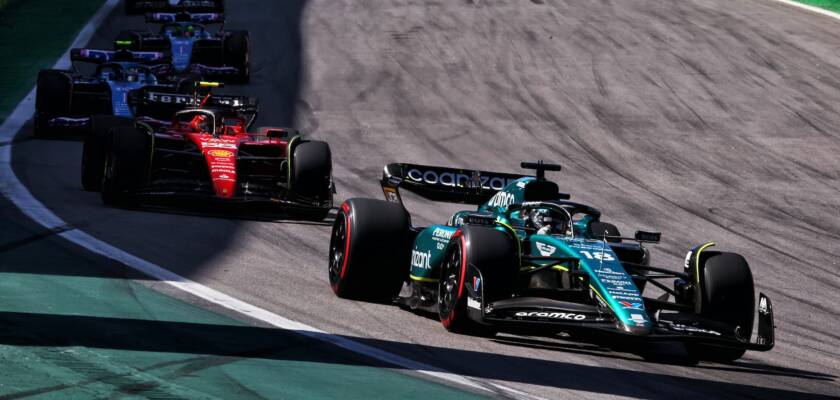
left=329, top=161, right=775, bottom=362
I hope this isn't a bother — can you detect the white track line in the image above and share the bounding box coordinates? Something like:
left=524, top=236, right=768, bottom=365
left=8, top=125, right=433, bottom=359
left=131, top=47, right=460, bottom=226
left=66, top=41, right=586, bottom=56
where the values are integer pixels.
left=0, top=1, right=539, bottom=399
left=767, top=0, right=840, bottom=21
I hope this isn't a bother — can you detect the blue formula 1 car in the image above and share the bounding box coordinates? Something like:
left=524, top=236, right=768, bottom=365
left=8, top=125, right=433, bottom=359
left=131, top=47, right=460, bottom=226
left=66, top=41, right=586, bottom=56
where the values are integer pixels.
left=116, top=12, right=249, bottom=83
left=33, top=47, right=188, bottom=137
left=328, top=161, right=775, bottom=363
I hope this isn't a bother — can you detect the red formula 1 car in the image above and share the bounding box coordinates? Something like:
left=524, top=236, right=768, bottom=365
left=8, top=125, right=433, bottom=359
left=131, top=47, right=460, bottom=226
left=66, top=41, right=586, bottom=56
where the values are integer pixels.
left=93, top=87, right=334, bottom=218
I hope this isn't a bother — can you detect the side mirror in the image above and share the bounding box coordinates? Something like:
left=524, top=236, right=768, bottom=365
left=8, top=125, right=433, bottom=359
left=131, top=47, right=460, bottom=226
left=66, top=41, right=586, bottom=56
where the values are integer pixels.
left=634, top=230, right=661, bottom=243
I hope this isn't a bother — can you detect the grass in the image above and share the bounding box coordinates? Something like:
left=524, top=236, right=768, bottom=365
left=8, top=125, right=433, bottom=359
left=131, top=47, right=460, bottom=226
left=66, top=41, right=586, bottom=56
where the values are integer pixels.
left=0, top=0, right=104, bottom=123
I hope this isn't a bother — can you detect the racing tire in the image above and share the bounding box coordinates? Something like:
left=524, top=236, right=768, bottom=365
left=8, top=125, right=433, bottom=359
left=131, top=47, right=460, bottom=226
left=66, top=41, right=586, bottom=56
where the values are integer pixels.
left=328, top=198, right=412, bottom=301
left=82, top=116, right=133, bottom=191
left=589, top=221, right=621, bottom=243
left=685, top=252, right=755, bottom=363
left=290, top=140, right=332, bottom=205
left=438, top=225, right=517, bottom=336
left=123, top=0, right=140, bottom=14
left=101, top=126, right=152, bottom=207
left=223, top=31, right=250, bottom=84
left=34, top=70, right=72, bottom=137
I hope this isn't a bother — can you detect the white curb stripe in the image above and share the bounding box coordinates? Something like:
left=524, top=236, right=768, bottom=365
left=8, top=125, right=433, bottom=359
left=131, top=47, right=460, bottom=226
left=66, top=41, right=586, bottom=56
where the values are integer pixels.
left=767, top=0, right=840, bottom=21
left=0, top=1, right=539, bottom=399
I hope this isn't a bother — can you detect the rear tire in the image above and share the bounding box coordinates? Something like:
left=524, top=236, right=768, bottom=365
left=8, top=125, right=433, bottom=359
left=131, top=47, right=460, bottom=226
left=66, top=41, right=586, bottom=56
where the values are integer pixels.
left=101, top=127, right=152, bottom=207
left=82, top=116, right=132, bottom=191
left=34, top=70, right=72, bottom=137
left=328, top=198, right=412, bottom=301
left=685, top=252, right=754, bottom=363
left=224, top=31, right=250, bottom=83
left=438, top=225, right=516, bottom=336
left=123, top=0, right=140, bottom=14
left=290, top=141, right=332, bottom=205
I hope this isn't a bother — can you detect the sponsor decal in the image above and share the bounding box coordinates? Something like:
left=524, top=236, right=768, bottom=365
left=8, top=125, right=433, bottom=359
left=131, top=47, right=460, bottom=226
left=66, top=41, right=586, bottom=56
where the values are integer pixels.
left=472, top=276, right=481, bottom=292
left=535, top=242, right=557, bottom=256
left=405, top=168, right=517, bottom=191
left=487, top=191, right=515, bottom=208
left=613, top=294, right=644, bottom=301
left=759, top=296, right=768, bottom=314
left=515, top=311, right=586, bottom=320
left=147, top=92, right=193, bottom=105
left=207, top=149, right=234, bottom=157
left=411, top=250, right=432, bottom=270
left=467, top=297, right=481, bottom=310
left=619, top=301, right=644, bottom=310
left=684, top=250, right=693, bottom=271
left=432, top=228, right=454, bottom=240
left=594, top=267, right=623, bottom=275
left=629, top=313, right=647, bottom=326
left=383, top=187, right=400, bottom=203
left=666, top=323, right=721, bottom=336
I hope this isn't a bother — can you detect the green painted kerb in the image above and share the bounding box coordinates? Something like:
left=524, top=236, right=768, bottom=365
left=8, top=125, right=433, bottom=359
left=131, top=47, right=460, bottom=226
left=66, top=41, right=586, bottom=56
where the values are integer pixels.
left=0, top=0, right=105, bottom=124
left=793, top=0, right=840, bottom=12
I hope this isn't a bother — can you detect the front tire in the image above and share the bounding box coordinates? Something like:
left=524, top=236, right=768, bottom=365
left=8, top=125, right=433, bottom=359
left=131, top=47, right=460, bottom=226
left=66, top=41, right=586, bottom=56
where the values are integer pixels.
left=685, top=252, right=755, bottom=363
left=328, top=198, right=411, bottom=301
left=438, top=225, right=516, bottom=336
left=224, top=31, right=250, bottom=83
left=290, top=140, right=333, bottom=206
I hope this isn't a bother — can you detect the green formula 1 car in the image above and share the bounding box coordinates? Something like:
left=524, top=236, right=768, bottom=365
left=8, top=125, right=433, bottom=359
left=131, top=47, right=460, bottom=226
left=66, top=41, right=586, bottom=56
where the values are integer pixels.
left=328, top=161, right=774, bottom=362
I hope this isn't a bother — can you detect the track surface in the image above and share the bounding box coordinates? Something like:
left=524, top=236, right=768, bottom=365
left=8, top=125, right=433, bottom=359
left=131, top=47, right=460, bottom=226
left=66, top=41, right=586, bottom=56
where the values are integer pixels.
left=9, top=0, right=840, bottom=398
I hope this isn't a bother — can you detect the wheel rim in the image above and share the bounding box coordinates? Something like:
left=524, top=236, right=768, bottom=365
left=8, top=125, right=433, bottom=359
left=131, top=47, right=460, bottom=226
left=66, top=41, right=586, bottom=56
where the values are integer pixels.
left=328, top=213, right=347, bottom=286
left=438, top=244, right=462, bottom=317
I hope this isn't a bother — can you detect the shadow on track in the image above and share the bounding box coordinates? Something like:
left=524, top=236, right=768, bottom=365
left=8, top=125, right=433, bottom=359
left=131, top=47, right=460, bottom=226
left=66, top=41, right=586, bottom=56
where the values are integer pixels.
left=6, top=0, right=319, bottom=281
left=0, top=311, right=834, bottom=400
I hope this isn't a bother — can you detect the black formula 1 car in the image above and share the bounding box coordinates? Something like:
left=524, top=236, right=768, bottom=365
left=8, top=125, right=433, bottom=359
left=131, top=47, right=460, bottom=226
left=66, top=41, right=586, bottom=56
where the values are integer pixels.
left=89, top=84, right=334, bottom=219
left=116, top=12, right=249, bottom=83
left=124, top=0, right=224, bottom=15
left=328, top=161, right=775, bottom=362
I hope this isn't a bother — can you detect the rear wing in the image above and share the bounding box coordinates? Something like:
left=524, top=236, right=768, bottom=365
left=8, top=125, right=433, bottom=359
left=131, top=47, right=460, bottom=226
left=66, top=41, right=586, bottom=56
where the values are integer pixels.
left=138, top=90, right=257, bottom=110
left=380, top=163, right=531, bottom=206
left=128, top=0, right=224, bottom=14
left=70, top=48, right=170, bottom=65
left=146, top=12, right=224, bottom=24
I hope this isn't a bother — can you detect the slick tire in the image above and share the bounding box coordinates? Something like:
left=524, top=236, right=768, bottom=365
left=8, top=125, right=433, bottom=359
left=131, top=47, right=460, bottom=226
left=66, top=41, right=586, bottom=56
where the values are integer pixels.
left=82, top=116, right=133, bottom=191
left=34, top=70, right=72, bottom=137
left=224, top=31, right=250, bottom=83
left=290, top=141, right=333, bottom=205
left=686, top=252, right=755, bottom=363
left=123, top=0, right=140, bottom=14
left=438, top=225, right=516, bottom=337
left=589, top=221, right=621, bottom=243
left=101, top=126, right=151, bottom=207
left=328, top=198, right=412, bottom=302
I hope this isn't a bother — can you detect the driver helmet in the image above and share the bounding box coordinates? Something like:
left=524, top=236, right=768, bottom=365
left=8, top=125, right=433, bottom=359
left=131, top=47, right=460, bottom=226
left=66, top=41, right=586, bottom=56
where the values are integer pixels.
left=527, top=208, right=569, bottom=235
left=186, top=25, right=195, bottom=37
left=190, top=114, right=210, bottom=133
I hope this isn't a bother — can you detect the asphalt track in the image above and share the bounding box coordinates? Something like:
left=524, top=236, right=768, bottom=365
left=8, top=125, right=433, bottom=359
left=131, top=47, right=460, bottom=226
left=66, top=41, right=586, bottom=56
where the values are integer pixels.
left=7, top=0, right=840, bottom=398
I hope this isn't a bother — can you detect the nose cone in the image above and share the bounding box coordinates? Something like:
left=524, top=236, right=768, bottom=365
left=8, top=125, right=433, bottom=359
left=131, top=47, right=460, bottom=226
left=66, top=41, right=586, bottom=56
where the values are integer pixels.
left=203, top=147, right=237, bottom=198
